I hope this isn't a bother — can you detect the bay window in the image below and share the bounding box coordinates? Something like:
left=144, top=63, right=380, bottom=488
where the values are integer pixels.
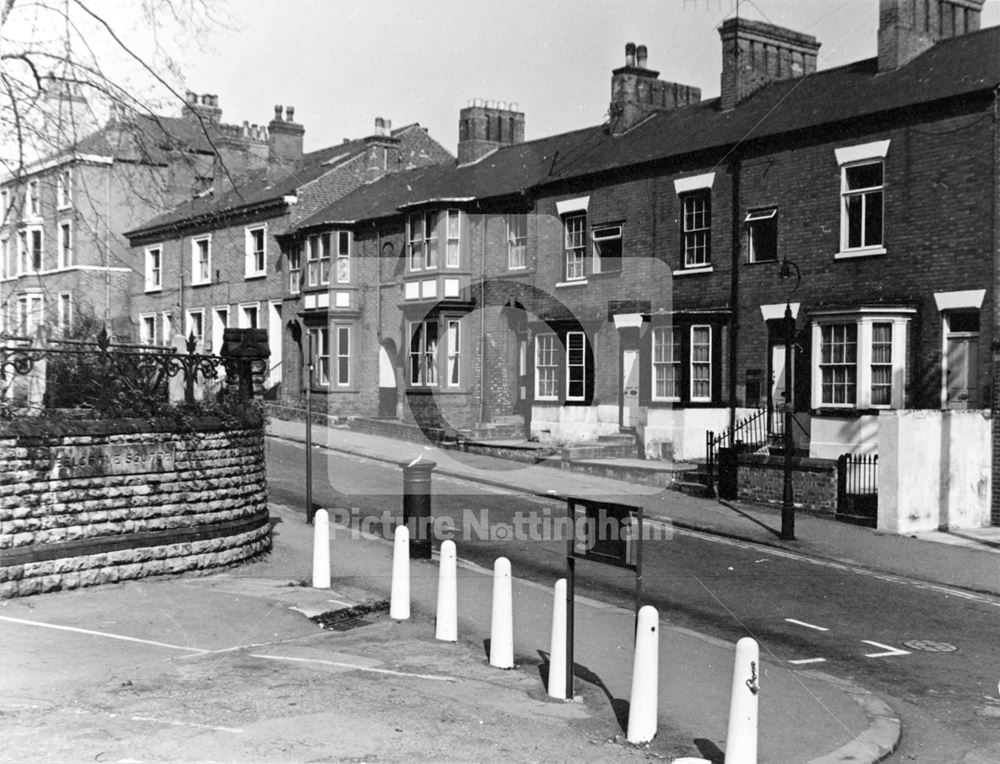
left=535, top=333, right=558, bottom=400
left=652, top=326, right=681, bottom=401
left=409, top=320, right=439, bottom=386
left=690, top=325, right=712, bottom=401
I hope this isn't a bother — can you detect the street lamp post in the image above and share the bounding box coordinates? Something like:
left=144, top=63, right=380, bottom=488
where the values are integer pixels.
left=778, top=259, right=800, bottom=541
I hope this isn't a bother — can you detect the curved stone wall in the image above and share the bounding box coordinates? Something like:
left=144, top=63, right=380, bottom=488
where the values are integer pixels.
left=0, top=417, right=270, bottom=598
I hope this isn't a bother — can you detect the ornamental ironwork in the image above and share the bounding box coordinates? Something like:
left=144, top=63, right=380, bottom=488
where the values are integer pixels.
left=0, top=327, right=260, bottom=420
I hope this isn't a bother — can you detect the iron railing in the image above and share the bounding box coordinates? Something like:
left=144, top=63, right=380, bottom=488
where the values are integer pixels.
left=836, top=453, right=879, bottom=526
left=0, top=328, right=250, bottom=419
left=705, top=407, right=782, bottom=489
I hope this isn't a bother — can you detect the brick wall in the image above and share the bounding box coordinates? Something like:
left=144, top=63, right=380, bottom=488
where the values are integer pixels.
left=0, top=417, right=270, bottom=598
left=736, top=453, right=838, bottom=513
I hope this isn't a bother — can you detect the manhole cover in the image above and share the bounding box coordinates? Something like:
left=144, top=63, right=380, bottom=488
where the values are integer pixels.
left=311, top=600, right=389, bottom=632
left=903, top=639, right=958, bottom=653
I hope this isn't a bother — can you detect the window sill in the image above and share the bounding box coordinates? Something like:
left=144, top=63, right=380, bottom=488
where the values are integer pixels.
left=244, top=272, right=266, bottom=280
left=745, top=258, right=779, bottom=266
left=834, top=246, right=886, bottom=260
left=675, top=266, right=713, bottom=276
left=555, top=279, right=588, bottom=288
left=144, top=286, right=162, bottom=294
left=590, top=270, right=622, bottom=279
left=190, top=280, right=212, bottom=287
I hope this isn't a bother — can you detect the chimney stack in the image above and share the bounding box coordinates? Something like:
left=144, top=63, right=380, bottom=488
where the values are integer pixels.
left=877, top=0, right=984, bottom=72
left=609, top=43, right=701, bottom=135
left=457, top=99, right=525, bottom=164
left=364, top=116, right=402, bottom=181
left=718, top=19, right=820, bottom=111
left=182, top=92, right=223, bottom=123
left=268, top=105, right=304, bottom=164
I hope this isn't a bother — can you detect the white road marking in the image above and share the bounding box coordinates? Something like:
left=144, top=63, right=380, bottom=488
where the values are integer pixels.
left=862, top=640, right=912, bottom=658
left=0, top=615, right=206, bottom=654
left=248, top=653, right=456, bottom=681
left=788, top=658, right=827, bottom=665
left=128, top=714, right=244, bottom=733
left=785, top=618, right=829, bottom=632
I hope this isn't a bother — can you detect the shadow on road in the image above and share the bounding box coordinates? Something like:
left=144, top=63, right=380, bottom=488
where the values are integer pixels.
left=535, top=650, right=629, bottom=732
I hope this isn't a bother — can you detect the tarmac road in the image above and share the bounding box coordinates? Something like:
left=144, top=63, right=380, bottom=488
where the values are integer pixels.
left=266, top=435, right=1000, bottom=763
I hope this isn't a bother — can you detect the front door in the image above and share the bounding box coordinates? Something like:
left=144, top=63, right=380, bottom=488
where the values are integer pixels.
left=621, top=348, right=640, bottom=428
left=945, top=335, right=978, bottom=409
left=770, top=344, right=792, bottom=431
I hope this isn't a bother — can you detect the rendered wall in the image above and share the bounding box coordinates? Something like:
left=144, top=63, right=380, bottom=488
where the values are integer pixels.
left=878, top=409, right=992, bottom=533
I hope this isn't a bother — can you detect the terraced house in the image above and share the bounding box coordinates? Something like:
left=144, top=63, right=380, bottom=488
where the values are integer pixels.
left=274, top=0, right=997, bottom=489
left=0, top=86, right=255, bottom=340
left=124, top=111, right=452, bottom=397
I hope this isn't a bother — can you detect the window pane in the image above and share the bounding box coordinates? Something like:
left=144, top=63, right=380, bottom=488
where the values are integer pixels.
left=846, top=194, right=863, bottom=248
left=864, top=190, right=883, bottom=246
left=846, top=162, right=882, bottom=190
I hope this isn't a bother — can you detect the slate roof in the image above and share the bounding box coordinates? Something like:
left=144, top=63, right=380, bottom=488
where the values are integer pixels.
left=292, top=25, right=1000, bottom=232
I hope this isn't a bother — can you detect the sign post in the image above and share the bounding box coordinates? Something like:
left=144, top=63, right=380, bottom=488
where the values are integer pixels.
left=565, top=497, right=643, bottom=699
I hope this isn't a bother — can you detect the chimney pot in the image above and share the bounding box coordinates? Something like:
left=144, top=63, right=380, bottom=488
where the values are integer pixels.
left=274, top=105, right=282, bottom=120
left=636, top=45, right=648, bottom=69
left=286, top=105, right=295, bottom=122
left=186, top=91, right=198, bottom=104
left=625, top=42, right=636, bottom=67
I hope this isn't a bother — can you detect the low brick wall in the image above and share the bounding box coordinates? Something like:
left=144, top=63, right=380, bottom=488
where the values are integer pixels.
left=736, top=453, right=838, bottom=514
left=0, top=417, right=270, bottom=598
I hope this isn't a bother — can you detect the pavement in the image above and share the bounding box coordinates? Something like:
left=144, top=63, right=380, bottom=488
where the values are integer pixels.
left=3, top=417, right=997, bottom=762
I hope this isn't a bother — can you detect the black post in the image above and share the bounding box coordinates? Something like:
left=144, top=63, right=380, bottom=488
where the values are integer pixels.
left=781, top=303, right=796, bottom=540
left=566, top=555, right=575, bottom=700
left=305, top=331, right=314, bottom=525
left=402, top=460, right=436, bottom=558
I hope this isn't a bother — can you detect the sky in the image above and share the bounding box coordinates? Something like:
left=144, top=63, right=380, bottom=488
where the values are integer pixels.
left=172, top=0, right=1000, bottom=156
left=9, top=0, right=1000, bottom=158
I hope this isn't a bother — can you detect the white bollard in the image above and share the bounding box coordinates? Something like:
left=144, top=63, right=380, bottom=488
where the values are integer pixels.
left=389, top=525, right=410, bottom=621
left=435, top=539, right=457, bottom=642
left=547, top=578, right=568, bottom=699
left=311, top=509, right=331, bottom=589
left=626, top=605, right=659, bottom=744
left=489, top=557, right=514, bottom=669
left=724, top=637, right=760, bottom=764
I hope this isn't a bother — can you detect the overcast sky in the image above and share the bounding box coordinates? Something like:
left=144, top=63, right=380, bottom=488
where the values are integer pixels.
left=123, top=0, right=1000, bottom=156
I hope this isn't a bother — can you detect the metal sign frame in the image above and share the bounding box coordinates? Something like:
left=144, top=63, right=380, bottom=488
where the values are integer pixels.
left=564, top=496, right=644, bottom=699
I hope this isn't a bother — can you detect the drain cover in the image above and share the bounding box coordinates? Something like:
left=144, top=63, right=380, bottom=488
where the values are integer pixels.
left=311, top=600, right=389, bottom=632
left=902, top=639, right=958, bottom=653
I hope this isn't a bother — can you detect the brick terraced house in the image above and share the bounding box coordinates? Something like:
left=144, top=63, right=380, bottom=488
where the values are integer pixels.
left=124, top=113, right=452, bottom=397
left=274, top=0, right=998, bottom=472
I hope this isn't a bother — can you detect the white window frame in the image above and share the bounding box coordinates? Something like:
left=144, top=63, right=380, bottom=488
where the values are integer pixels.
left=681, top=191, right=711, bottom=269
left=335, top=325, right=351, bottom=386
left=57, top=168, right=72, bottom=210
left=592, top=224, right=623, bottom=275
left=211, top=306, right=229, bottom=355
left=835, top=140, right=890, bottom=259
left=651, top=326, right=681, bottom=402
left=445, top=209, right=461, bottom=268
left=689, top=325, right=712, bottom=402
left=139, top=313, right=157, bottom=346
left=191, top=235, right=212, bottom=285
left=407, top=214, right=424, bottom=272
left=145, top=245, right=162, bottom=292
left=238, top=302, right=260, bottom=329
left=810, top=310, right=911, bottom=410
left=565, top=331, right=587, bottom=401
left=288, top=243, right=302, bottom=294
left=745, top=207, right=778, bottom=263
left=408, top=320, right=439, bottom=387
left=25, top=180, right=40, bottom=218
left=309, top=326, right=330, bottom=387
left=335, top=231, right=351, bottom=284
left=17, top=293, right=44, bottom=336
left=446, top=319, right=461, bottom=387
left=19, top=227, right=43, bottom=273
left=564, top=213, right=586, bottom=281
left=423, top=211, right=439, bottom=270
left=535, top=333, right=558, bottom=401
left=57, top=220, right=72, bottom=269
left=185, top=308, right=205, bottom=344
left=161, top=311, right=174, bottom=344
left=57, top=292, right=72, bottom=334
left=245, top=225, right=266, bottom=278
left=507, top=213, right=527, bottom=270
left=0, top=236, right=9, bottom=280
left=306, top=233, right=330, bottom=287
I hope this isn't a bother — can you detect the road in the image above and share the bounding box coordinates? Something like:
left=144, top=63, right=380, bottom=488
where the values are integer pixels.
left=267, top=436, right=1000, bottom=763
